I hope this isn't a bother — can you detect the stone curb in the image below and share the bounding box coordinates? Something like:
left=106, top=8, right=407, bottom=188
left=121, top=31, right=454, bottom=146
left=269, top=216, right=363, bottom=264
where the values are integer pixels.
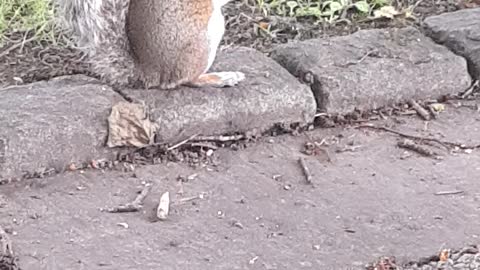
left=0, top=75, right=124, bottom=180
left=1, top=17, right=478, bottom=180
left=423, top=7, right=480, bottom=80
left=269, top=27, right=471, bottom=115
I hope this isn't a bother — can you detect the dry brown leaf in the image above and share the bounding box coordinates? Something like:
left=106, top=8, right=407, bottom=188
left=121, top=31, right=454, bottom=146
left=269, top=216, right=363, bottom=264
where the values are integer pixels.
left=107, top=101, right=156, bottom=148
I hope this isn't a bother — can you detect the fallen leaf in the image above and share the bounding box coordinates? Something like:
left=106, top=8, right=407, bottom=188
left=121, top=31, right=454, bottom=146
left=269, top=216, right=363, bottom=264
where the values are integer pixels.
left=373, top=6, right=400, bottom=19
left=107, top=101, right=156, bottom=148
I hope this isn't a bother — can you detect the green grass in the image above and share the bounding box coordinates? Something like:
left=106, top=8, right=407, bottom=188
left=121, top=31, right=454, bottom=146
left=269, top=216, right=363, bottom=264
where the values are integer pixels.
left=255, top=0, right=397, bottom=23
left=0, top=0, right=59, bottom=46
left=0, top=0, right=409, bottom=47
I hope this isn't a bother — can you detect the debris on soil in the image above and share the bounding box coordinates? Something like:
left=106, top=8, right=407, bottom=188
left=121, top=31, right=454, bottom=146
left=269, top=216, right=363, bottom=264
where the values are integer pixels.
left=156, top=191, right=170, bottom=221
left=0, top=32, right=90, bottom=88
left=298, top=157, right=313, bottom=185
left=365, top=256, right=398, bottom=270
left=191, top=134, right=247, bottom=143
left=356, top=124, right=480, bottom=150
left=402, top=244, right=480, bottom=270
left=105, top=182, right=153, bottom=213
left=408, top=100, right=432, bottom=121
left=0, top=225, right=19, bottom=270
left=302, top=138, right=336, bottom=162
left=460, top=80, right=480, bottom=99
left=397, top=139, right=441, bottom=159
left=107, top=102, right=156, bottom=148
left=173, top=193, right=205, bottom=206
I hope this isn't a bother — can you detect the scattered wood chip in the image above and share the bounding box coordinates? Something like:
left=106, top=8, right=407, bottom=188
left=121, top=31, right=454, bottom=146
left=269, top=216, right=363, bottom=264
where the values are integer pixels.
left=439, top=249, right=450, bottom=262
left=397, top=139, right=441, bottom=159
left=298, top=157, right=313, bottom=185
left=156, top=191, right=170, bottom=220
left=408, top=99, right=431, bottom=120
left=249, top=256, right=259, bottom=265
left=116, top=222, right=129, bottom=229
left=106, top=183, right=153, bottom=213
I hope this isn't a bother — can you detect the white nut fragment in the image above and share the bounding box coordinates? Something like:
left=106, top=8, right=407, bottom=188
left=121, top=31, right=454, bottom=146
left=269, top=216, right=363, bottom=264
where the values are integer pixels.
left=156, top=191, right=170, bottom=220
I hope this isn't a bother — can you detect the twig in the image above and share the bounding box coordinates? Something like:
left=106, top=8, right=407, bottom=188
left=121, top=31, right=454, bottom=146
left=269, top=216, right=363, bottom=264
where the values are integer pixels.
left=408, top=99, right=431, bottom=120
left=460, top=80, right=479, bottom=99
left=397, top=139, right=440, bottom=158
left=187, top=142, right=219, bottom=150
left=336, top=50, right=377, bottom=67
left=427, top=105, right=439, bottom=119
left=355, top=124, right=478, bottom=149
left=167, top=134, right=198, bottom=151
left=106, top=183, right=153, bottom=213
left=0, top=35, right=37, bottom=58
left=192, top=134, right=245, bottom=142
left=172, top=193, right=205, bottom=205
left=434, top=190, right=464, bottom=196
left=298, top=157, right=313, bottom=184
left=0, top=225, right=13, bottom=257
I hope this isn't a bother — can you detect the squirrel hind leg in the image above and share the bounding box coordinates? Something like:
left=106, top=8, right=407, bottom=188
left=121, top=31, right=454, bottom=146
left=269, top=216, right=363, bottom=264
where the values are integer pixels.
left=185, top=72, right=246, bottom=88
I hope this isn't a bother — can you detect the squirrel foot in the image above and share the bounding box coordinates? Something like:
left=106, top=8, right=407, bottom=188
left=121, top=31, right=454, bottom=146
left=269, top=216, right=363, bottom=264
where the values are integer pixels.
left=187, top=71, right=245, bottom=88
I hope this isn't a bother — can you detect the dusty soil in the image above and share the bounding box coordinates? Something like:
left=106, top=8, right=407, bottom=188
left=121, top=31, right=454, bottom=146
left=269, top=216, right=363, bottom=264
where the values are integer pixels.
left=1, top=98, right=480, bottom=269
left=0, top=0, right=476, bottom=88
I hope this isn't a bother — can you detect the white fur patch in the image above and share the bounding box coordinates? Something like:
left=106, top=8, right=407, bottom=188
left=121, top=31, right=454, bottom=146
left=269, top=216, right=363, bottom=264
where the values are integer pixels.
left=205, top=0, right=228, bottom=73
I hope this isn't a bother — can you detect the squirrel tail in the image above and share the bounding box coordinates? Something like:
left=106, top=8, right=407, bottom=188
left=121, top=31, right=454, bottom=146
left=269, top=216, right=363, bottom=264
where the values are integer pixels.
left=55, top=0, right=139, bottom=87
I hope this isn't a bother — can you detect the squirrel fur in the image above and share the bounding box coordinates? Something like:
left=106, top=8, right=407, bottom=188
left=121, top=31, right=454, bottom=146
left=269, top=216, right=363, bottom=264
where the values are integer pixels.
left=56, top=0, right=245, bottom=89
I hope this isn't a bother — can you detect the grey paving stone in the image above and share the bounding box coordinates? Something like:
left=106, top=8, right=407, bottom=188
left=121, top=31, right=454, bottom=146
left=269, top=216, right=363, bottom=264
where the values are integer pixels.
left=270, top=27, right=471, bottom=114
left=0, top=75, right=124, bottom=180
left=120, top=47, right=317, bottom=144
left=423, top=7, right=480, bottom=79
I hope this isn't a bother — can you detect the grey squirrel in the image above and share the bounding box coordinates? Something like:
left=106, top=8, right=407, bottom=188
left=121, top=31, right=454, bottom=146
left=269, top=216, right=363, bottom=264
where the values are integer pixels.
left=56, top=0, right=245, bottom=89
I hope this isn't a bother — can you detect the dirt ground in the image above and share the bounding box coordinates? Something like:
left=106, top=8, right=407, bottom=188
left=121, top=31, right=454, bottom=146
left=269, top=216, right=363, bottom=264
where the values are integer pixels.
left=1, top=98, right=480, bottom=269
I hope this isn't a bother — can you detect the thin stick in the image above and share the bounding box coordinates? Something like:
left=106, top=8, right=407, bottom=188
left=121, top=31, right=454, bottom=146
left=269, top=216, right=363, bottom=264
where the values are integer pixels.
left=460, top=80, right=479, bottom=99
left=298, top=157, right=313, bottom=184
left=192, top=134, right=245, bottom=142
left=397, top=139, right=440, bottom=158
left=434, top=190, right=464, bottom=196
left=106, top=183, right=153, bottom=213
left=408, top=99, right=431, bottom=120
left=167, top=134, right=198, bottom=151
left=0, top=36, right=36, bottom=58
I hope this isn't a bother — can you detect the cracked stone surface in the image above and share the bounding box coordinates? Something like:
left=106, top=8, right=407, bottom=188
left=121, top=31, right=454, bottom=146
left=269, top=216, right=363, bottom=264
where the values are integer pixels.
left=270, top=27, right=471, bottom=114
left=0, top=75, right=124, bottom=180
left=120, top=47, right=317, bottom=144
left=423, top=7, right=480, bottom=80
